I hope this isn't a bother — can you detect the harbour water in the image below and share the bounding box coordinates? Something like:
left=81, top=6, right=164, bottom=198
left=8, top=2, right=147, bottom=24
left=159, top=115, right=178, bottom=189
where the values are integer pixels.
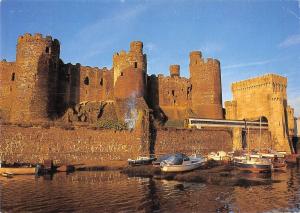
left=1, top=167, right=300, bottom=212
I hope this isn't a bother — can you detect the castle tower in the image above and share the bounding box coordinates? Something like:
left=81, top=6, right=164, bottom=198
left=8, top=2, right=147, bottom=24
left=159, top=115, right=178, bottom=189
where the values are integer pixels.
left=169, top=65, right=180, bottom=77
left=10, top=33, right=60, bottom=122
left=113, top=41, right=147, bottom=99
left=189, top=51, right=223, bottom=119
left=269, top=93, right=291, bottom=152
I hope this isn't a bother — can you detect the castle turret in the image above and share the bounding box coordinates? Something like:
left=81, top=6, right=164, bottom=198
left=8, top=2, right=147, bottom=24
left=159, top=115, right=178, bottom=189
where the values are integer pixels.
left=189, top=51, right=223, bottom=119
left=169, top=65, right=180, bottom=77
left=10, top=33, right=60, bottom=122
left=113, top=41, right=147, bottom=99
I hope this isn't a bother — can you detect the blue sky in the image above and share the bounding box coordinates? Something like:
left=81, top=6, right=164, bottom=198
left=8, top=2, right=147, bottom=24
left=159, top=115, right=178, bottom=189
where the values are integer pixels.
left=1, top=0, right=299, bottom=116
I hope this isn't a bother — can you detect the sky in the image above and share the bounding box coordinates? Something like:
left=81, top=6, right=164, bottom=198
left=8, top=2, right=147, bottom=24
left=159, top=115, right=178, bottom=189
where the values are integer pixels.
left=0, top=0, right=299, bottom=116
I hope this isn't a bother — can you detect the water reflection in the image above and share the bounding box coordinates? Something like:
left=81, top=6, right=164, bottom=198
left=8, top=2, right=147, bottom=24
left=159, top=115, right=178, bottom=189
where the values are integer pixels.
left=0, top=168, right=299, bottom=212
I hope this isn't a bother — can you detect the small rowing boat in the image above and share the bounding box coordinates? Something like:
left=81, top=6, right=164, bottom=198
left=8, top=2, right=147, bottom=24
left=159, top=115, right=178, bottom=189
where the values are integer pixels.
left=0, top=167, right=37, bottom=175
left=2, top=172, right=14, bottom=178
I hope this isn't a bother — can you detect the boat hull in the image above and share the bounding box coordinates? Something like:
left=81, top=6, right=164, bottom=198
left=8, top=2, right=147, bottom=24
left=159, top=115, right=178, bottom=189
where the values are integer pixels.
left=128, top=158, right=156, bottom=166
left=161, top=162, right=204, bottom=172
left=235, top=162, right=272, bottom=173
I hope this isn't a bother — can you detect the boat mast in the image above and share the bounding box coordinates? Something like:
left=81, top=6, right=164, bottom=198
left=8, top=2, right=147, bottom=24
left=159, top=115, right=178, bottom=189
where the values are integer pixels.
left=259, top=116, right=261, bottom=152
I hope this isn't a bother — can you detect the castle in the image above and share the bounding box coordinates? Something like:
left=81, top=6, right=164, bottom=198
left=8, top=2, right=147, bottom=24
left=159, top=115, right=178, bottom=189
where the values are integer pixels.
left=0, top=33, right=296, bottom=154
left=0, top=33, right=223, bottom=123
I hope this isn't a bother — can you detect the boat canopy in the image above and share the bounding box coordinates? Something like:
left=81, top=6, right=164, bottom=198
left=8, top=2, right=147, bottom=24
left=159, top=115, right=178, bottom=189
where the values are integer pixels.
left=164, top=153, right=190, bottom=165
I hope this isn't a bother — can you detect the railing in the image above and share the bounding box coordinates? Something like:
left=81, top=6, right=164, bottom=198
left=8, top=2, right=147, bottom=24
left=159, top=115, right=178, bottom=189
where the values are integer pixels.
left=187, top=118, right=268, bottom=129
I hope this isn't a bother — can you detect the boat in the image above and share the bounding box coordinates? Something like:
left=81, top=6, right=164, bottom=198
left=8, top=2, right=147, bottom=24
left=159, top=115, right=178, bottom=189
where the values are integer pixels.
left=208, top=151, right=228, bottom=161
left=234, top=117, right=272, bottom=173
left=160, top=153, right=206, bottom=172
left=0, top=167, right=37, bottom=175
left=234, top=156, right=272, bottom=173
left=152, top=154, right=173, bottom=167
left=128, top=156, right=156, bottom=166
left=2, top=172, right=14, bottom=178
left=272, top=157, right=287, bottom=171
left=285, top=154, right=300, bottom=166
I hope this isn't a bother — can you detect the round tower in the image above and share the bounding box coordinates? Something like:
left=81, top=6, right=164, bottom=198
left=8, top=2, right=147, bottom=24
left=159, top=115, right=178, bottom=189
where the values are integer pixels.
left=189, top=51, right=223, bottom=119
left=169, top=65, right=180, bottom=77
left=11, top=33, right=60, bottom=122
left=114, top=67, right=145, bottom=99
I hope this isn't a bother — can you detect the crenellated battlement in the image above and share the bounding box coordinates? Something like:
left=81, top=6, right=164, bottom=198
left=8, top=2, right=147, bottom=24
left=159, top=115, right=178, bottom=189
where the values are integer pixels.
left=169, top=65, right=180, bottom=77
left=17, top=33, right=59, bottom=46
left=232, top=74, right=287, bottom=92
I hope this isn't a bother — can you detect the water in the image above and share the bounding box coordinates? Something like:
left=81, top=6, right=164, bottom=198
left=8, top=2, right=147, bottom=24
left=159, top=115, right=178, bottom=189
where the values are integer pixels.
left=1, top=168, right=300, bottom=212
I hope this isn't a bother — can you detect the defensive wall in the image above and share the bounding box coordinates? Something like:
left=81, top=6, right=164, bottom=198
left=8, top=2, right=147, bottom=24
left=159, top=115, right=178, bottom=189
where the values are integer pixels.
left=0, top=124, right=275, bottom=165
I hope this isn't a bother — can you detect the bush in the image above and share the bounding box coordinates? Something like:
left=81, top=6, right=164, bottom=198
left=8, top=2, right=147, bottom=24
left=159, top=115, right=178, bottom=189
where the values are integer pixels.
left=96, top=119, right=127, bottom=131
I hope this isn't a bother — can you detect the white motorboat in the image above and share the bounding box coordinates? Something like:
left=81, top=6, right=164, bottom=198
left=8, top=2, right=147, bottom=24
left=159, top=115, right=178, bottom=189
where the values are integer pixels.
left=160, top=153, right=206, bottom=172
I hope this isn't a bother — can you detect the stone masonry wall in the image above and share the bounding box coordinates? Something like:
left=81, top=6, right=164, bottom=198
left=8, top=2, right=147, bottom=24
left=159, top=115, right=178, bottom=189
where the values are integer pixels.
left=0, top=125, right=144, bottom=165
left=154, top=128, right=233, bottom=155
left=189, top=51, right=223, bottom=119
left=0, top=61, right=16, bottom=120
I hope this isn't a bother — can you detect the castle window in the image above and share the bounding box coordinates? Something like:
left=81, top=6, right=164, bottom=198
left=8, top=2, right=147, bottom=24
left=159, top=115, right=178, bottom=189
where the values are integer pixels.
left=134, top=62, right=137, bottom=68
left=172, top=90, right=175, bottom=96
left=84, top=76, right=89, bottom=85
left=120, top=72, right=123, bottom=76
left=46, top=47, right=50, bottom=53
left=11, top=73, right=15, bottom=81
left=100, top=78, right=103, bottom=86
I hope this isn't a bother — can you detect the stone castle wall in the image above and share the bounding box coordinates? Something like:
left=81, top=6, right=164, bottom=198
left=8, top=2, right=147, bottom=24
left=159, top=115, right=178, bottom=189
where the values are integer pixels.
left=0, top=125, right=145, bottom=165
left=0, top=61, right=16, bottom=120
left=154, top=128, right=233, bottom=155
left=0, top=125, right=230, bottom=164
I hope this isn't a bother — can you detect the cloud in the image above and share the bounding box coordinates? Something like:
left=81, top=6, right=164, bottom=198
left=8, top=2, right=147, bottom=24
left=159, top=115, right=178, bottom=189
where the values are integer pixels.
left=285, top=7, right=300, bottom=21
left=199, top=42, right=223, bottom=54
left=144, top=42, right=157, bottom=53
left=222, top=59, right=273, bottom=70
left=67, top=4, right=147, bottom=64
left=279, top=34, right=300, bottom=48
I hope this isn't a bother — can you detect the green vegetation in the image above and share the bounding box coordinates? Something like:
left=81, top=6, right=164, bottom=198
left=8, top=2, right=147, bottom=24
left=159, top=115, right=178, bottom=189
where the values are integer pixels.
left=96, top=119, right=127, bottom=131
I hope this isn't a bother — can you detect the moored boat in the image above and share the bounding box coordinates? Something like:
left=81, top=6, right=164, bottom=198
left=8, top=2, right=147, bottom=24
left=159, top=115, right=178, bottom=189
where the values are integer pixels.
left=0, top=167, right=37, bottom=175
left=152, top=154, right=173, bottom=167
left=234, top=157, right=272, bottom=173
left=160, top=153, right=206, bottom=172
left=272, top=159, right=287, bottom=171
left=208, top=151, right=228, bottom=161
left=128, top=156, right=156, bottom=166
left=1, top=172, right=14, bottom=178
